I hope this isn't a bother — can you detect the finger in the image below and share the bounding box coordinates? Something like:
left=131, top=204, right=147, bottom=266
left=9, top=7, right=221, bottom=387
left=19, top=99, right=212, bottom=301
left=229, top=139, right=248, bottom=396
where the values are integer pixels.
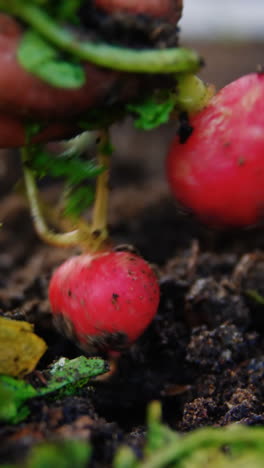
left=0, top=14, right=140, bottom=120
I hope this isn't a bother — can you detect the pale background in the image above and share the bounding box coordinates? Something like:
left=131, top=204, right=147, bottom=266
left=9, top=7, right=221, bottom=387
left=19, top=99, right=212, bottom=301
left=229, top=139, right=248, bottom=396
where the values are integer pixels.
left=181, top=0, right=264, bottom=40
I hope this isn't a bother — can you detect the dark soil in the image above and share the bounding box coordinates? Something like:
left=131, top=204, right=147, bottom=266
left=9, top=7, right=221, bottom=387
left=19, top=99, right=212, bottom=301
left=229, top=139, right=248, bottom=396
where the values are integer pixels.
left=0, top=42, right=264, bottom=466
left=78, top=1, right=180, bottom=48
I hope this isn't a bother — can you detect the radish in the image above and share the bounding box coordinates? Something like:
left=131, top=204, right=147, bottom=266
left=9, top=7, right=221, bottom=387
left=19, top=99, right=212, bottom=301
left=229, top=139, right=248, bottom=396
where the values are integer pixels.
left=94, top=0, right=182, bottom=22
left=49, top=250, right=160, bottom=353
left=166, top=73, right=264, bottom=228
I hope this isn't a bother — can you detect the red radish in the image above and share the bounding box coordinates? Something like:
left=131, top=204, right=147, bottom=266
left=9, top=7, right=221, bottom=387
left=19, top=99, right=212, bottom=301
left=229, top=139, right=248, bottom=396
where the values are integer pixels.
left=95, top=0, right=182, bottom=22
left=166, top=73, right=264, bottom=228
left=49, top=250, right=160, bottom=353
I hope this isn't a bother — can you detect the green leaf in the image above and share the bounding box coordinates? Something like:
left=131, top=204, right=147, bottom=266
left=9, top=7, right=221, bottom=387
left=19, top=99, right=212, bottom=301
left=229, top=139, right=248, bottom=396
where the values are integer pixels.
left=114, top=402, right=264, bottom=468
left=29, top=0, right=84, bottom=23
left=2, top=440, right=91, bottom=468
left=18, top=30, right=85, bottom=88
left=26, top=441, right=91, bottom=468
left=28, top=143, right=104, bottom=218
left=145, top=401, right=178, bottom=456
left=40, top=356, right=108, bottom=397
left=52, top=0, right=84, bottom=24
left=25, top=122, right=44, bottom=142
left=30, top=147, right=103, bottom=184
left=127, top=96, right=175, bottom=130
left=114, top=446, right=138, bottom=468
left=139, top=425, right=264, bottom=468
left=0, top=375, right=37, bottom=424
left=64, top=186, right=95, bottom=218
left=246, top=289, right=264, bottom=305
left=100, top=141, right=114, bottom=156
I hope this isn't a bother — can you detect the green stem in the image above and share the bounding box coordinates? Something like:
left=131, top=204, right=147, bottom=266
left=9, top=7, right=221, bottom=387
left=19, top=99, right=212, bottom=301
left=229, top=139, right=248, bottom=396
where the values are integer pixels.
left=140, top=427, right=264, bottom=468
left=21, top=147, right=81, bottom=247
left=90, top=130, right=110, bottom=252
left=1, top=1, right=201, bottom=74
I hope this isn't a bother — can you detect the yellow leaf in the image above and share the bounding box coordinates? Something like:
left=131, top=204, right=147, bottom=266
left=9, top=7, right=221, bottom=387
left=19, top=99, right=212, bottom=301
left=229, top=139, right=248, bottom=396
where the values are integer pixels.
left=0, top=316, right=47, bottom=377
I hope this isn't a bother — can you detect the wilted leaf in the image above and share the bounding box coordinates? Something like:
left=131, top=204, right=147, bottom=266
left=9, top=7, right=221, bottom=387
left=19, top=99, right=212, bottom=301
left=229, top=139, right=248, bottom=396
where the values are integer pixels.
left=0, top=317, right=47, bottom=377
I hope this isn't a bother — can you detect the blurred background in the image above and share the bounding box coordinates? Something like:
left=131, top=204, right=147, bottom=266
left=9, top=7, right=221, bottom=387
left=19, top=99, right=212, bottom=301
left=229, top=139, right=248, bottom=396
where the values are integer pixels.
left=181, top=0, right=264, bottom=41
left=181, top=0, right=264, bottom=88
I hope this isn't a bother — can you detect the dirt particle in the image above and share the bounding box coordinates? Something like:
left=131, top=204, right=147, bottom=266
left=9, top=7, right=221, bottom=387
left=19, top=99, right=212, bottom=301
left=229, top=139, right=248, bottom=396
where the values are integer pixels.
left=237, top=157, right=246, bottom=166
left=111, top=293, right=119, bottom=306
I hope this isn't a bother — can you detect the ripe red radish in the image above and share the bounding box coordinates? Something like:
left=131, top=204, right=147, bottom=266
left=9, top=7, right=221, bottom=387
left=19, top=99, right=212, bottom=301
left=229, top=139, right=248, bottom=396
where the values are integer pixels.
left=49, top=250, right=160, bottom=353
left=95, top=0, right=182, bottom=22
left=166, top=73, right=264, bottom=228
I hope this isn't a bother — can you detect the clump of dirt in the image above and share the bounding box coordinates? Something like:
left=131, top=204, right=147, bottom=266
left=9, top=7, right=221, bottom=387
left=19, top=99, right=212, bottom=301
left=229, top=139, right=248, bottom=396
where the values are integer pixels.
left=78, top=2, right=180, bottom=48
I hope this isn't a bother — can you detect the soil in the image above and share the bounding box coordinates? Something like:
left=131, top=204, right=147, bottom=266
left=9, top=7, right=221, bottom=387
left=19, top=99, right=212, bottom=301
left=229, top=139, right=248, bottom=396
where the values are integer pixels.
left=0, top=42, right=264, bottom=467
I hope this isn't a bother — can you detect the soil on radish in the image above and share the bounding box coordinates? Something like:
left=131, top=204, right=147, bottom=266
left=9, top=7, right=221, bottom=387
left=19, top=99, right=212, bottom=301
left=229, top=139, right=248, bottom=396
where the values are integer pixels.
left=0, top=43, right=264, bottom=467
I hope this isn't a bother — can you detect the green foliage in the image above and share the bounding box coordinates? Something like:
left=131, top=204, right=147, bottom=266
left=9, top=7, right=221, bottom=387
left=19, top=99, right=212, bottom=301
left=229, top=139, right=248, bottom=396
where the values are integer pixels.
left=29, top=146, right=102, bottom=185
left=43, top=0, right=84, bottom=24
left=114, top=401, right=264, bottom=468
left=18, top=31, right=85, bottom=89
left=1, top=440, right=91, bottom=468
left=20, top=0, right=84, bottom=23
left=40, top=356, right=108, bottom=398
left=63, top=186, right=95, bottom=218
left=100, top=140, right=114, bottom=156
left=1, top=0, right=201, bottom=77
left=27, top=142, right=104, bottom=217
left=126, top=74, right=213, bottom=130
left=246, top=289, right=264, bottom=305
left=26, top=441, right=90, bottom=468
left=0, top=356, right=107, bottom=424
left=127, top=95, right=176, bottom=130
left=0, top=376, right=37, bottom=423
left=25, top=122, right=44, bottom=142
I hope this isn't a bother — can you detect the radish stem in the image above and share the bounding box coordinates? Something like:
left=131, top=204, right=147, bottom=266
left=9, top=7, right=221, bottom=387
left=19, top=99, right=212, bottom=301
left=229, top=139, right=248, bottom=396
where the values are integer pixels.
left=21, top=147, right=81, bottom=247
left=90, top=130, right=110, bottom=252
